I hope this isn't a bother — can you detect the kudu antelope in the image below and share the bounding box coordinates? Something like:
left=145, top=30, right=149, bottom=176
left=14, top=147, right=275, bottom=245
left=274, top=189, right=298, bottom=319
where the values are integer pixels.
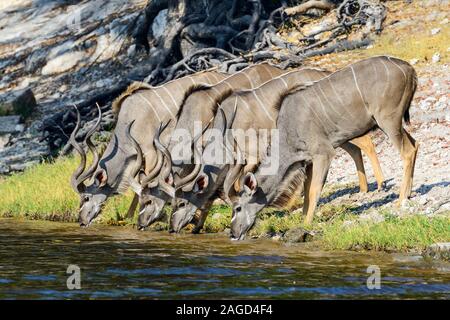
left=166, top=68, right=385, bottom=233
left=69, top=69, right=227, bottom=227
left=230, top=56, right=418, bottom=240
left=128, top=63, right=286, bottom=230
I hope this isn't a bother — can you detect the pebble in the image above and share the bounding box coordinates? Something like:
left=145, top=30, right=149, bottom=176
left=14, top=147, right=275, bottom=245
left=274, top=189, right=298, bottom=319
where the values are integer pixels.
left=423, top=242, right=450, bottom=261
left=418, top=197, right=428, bottom=206
left=430, top=28, right=441, bottom=35
left=432, top=52, right=441, bottom=63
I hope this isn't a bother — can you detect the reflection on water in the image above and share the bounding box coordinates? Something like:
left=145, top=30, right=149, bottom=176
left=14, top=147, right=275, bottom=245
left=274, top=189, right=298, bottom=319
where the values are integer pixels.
left=0, top=218, right=449, bottom=299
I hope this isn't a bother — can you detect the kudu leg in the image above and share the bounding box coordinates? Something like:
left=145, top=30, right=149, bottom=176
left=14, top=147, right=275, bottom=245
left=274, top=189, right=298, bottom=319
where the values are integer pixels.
left=303, top=154, right=333, bottom=225
left=382, top=126, right=419, bottom=203
left=340, top=142, right=369, bottom=193
left=349, top=135, right=385, bottom=191
left=191, top=200, right=214, bottom=234
left=125, top=194, right=139, bottom=219
left=400, top=130, right=419, bottom=201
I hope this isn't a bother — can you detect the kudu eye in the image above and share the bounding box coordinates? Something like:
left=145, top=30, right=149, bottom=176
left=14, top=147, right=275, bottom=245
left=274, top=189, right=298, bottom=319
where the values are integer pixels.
left=146, top=199, right=153, bottom=206
left=83, top=195, right=90, bottom=202
left=178, top=202, right=186, bottom=208
left=235, top=206, right=242, bottom=213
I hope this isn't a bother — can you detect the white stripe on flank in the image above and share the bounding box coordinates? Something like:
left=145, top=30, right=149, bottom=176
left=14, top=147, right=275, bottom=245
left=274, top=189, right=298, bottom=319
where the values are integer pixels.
left=137, top=93, right=161, bottom=121
left=162, top=86, right=178, bottom=109
left=387, top=57, right=407, bottom=103
left=318, top=81, right=350, bottom=121
left=205, top=72, right=216, bottom=82
left=253, top=91, right=274, bottom=122
left=350, top=66, right=369, bottom=112
left=153, top=89, right=175, bottom=118
left=258, top=87, right=272, bottom=106
left=174, top=80, right=184, bottom=93
left=239, top=96, right=252, bottom=113
left=205, top=91, right=216, bottom=105
left=380, top=58, right=390, bottom=99
left=242, top=72, right=254, bottom=87
left=188, top=76, right=196, bottom=85
left=327, top=77, right=354, bottom=120
left=278, top=77, right=289, bottom=89
left=210, top=86, right=222, bottom=96
left=388, top=56, right=407, bottom=81
left=371, top=62, right=380, bottom=113
left=299, top=95, right=328, bottom=132
left=264, top=64, right=274, bottom=77
left=312, top=85, right=338, bottom=129
left=224, top=81, right=235, bottom=91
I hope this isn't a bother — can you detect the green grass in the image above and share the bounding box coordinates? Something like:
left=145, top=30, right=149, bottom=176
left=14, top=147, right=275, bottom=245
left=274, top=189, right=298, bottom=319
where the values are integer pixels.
left=203, top=204, right=232, bottom=233
left=0, top=156, right=133, bottom=224
left=362, top=24, right=450, bottom=65
left=321, top=214, right=450, bottom=252
left=1, top=158, right=449, bottom=252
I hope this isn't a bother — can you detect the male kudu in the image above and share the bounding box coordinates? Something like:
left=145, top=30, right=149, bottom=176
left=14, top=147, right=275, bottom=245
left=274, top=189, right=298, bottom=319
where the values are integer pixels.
left=69, top=69, right=227, bottom=226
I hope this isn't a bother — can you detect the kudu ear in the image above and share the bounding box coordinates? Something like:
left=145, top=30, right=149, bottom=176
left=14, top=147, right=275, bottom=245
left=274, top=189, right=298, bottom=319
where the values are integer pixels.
left=192, top=174, right=209, bottom=194
left=165, top=173, right=174, bottom=186
left=94, top=169, right=107, bottom=188
left=243, top=172, right=257, bottom=196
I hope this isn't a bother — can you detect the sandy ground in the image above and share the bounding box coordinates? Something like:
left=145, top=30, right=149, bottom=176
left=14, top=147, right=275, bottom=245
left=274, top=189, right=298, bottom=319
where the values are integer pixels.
left=318, top=63, right=450, bottom=217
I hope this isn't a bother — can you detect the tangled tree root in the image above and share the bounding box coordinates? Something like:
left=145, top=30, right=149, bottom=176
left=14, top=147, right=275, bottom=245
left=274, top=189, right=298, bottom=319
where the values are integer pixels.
left=48, top=0, right=387, bottom=154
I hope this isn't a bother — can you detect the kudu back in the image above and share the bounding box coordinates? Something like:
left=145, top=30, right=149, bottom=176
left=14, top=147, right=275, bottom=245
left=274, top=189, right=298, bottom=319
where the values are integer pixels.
left=231, top=56, right=418, bottom=240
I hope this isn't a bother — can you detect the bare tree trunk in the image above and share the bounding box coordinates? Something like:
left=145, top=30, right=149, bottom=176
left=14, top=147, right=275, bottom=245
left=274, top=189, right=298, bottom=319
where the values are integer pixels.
left=284, top=0, right=338, bottom=16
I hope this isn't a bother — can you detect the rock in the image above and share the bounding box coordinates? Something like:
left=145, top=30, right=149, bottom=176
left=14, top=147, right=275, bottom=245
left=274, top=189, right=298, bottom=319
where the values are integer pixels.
left=24, top=50, right=47, bottom=74
left=127, top=44, right=136, bottom=57
left=432, top=52, right=441, bottom=63
left=435, top=96, right=447, bottom=110
left=423, top=243, right=450, bottom=261
left=41, top=51, right=86, bottom=75
left=0, top=88, right=36, bottom=118
left=271, top=234, right=282, bottom=241
left=359, top=211, right=385, bottom=224
left=431, top=28, right=441, bottom=35
left=283, top=228, right=315, bottom=243
left=0, top=134, right=11, bottom=149
left=342, top=220, right=356, bottom=228
left=418, top=196, right=428, bottom=206
left=211, top=213, right=222, bottom=220
left=152, top=9, right=168, bottom=38
left=0, top=116, right=22, bottom=134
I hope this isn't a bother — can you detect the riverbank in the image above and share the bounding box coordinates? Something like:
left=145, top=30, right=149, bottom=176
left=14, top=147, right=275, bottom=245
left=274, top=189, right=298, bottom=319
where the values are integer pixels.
left=1, top=156, right=449, bottom=254
left=0, top=0, right=449, bottom=255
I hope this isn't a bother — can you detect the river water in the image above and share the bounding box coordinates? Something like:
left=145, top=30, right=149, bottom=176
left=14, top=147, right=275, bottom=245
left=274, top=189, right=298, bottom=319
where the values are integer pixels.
left=0, top=218, right=448, bottom=299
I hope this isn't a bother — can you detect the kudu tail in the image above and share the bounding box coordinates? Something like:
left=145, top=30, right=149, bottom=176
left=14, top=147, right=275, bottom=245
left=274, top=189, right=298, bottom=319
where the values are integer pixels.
left=403, top=65, right=418, bottom=126
left=403, top=109, right=411, bottom=126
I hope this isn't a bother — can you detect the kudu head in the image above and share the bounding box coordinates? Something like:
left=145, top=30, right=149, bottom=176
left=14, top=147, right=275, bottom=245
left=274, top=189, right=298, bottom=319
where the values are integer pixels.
left=126, top=121, right=175, bottom=230
left=169, top=104, right=237, bottom=233
left=229, top=171, right=263, bottom=241
left=69, top=104, right=108, bottom=227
